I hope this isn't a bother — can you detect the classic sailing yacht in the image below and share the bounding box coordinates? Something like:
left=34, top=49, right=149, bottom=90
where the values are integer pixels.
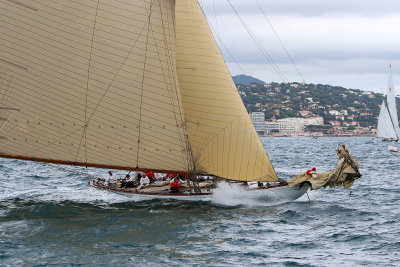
left=0, top=0, right=360, bottom=201
left=377, top=66, right=400, bottom=142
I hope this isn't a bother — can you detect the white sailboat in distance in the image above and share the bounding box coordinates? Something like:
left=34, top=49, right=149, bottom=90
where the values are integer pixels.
left=377, top=65, right=400, bottom=142
left=0, top=0, right=361, bottom=201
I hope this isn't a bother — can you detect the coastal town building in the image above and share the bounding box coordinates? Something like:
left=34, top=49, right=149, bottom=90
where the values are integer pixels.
left=275, top=117, right=324, bottom=136
left=264, top=121, right=280, bottom=134
left=236, top=79, right=382, bottom=137
left=250, top=115, right=327, bottom=136
left=249, top=112, right=265, bottom=135
left=278, top=118, right=303, bottom=135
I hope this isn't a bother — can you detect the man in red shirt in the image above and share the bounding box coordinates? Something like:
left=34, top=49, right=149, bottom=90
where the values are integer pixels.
left=144, top=172, right=155, bottom=181
left=169, top=175, right=181, bottom=193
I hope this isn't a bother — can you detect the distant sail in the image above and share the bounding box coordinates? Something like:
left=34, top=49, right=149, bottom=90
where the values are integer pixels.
left=377, top=100, right=398, bottom=139
left=175, top=0, right=278, bottom=181
left=386, top=66, right=400, bottom=137
left=377, top=66, right=400, bottom=140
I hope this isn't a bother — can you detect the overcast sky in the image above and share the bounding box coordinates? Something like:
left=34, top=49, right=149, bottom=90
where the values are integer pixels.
left=198, top=0, right=400, bottom=94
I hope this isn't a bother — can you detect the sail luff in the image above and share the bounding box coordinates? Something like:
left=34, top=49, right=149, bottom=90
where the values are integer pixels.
left=175, top=0, right=278, bottom=182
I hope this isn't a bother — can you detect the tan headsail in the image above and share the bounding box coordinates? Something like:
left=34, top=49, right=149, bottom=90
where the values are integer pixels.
left=175, top=0, right=278, bottom=181
left=0, top=0, right=191, bottom=173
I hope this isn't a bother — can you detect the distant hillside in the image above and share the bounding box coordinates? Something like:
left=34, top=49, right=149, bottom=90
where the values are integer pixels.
left=234, top=81, right=400, bottom=129
left=232, top=75, right=265, bottom=86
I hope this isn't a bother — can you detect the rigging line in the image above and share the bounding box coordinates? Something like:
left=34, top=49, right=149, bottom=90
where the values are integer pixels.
left=1, top=115, right=189, bottom=168
left=136, top=0, right=155, bottom=168
left=145, top=1, right=191, bottom=167
left=227, top=0, right=287, bottom=82
left=176, top=2, right=206, bottom=191
left=206, top=18, right=247, bottom=75
left=256, top=0, right=305, bottom=83
left=30, top=125, right=86, bottom=155
left=175, top=3, right=203, bottom=191
left=195, top=111, right=250, bottom=160
left=8, top=6, right=152, bottom=160
left=31, top=0, right=163, bottom=29
left=80, top=2, right=155, bottom=136
left=212, top=0, right=220, bottom=44
left=157, top=0, right=192, bottom=172
left=199, top=2, right=246, bottom=75
left=4, top=82, right=198, bottom=149
left=2, top=14, right=178, bottom=72
left=226, top=0, right=288, bottom=83
left=83, top=0, right=100, bottom=165
left=0, top=76, right=194, bottom=138
left=7, top=0, right=171, bottom=46
left=74, top=0, right=98, bottom=164
left=1, top=36, right=178, bottom=95
left=174, top=3, right=202, bottom=177
left=195, top=2, right=248, bottom=91
left=210, top=2, right=248, bottom=76
left=195, top=2, right=268, bottom=178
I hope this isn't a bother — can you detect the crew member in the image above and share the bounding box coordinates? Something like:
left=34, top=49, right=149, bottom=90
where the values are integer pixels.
left=105, top=171, right=117, bottom=186
left=120, top=174, right=135, bottom=188
left=169, top=175, right=181, bottom=193
left=306, top=167, right=316, bottom=176
left=137, top=173, right=150, bottom=191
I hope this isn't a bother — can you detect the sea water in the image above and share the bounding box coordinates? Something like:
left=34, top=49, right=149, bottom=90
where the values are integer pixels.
left=0, top=137, right=399, bottom=266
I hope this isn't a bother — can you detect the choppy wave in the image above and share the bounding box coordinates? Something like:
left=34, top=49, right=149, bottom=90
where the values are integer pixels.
left=1, top=137, right=399, bottom=266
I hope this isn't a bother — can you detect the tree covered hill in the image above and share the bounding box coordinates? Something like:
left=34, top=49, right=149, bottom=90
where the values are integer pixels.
left=232, top=75, right=265, bottom=86
left=234, top=80, right=399, bottom=128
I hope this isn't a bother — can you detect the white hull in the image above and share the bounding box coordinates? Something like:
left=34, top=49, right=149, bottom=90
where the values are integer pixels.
left=89, top=181, right=310, bottom=202
left=239, top=183, right=310, bottom=202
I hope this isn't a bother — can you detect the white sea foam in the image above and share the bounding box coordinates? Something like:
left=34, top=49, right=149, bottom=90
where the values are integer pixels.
left=211, top=181, right=292, bottom=207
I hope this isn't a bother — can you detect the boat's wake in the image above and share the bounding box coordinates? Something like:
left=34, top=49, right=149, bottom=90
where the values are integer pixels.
left=211, top=181, right=302, bottom=207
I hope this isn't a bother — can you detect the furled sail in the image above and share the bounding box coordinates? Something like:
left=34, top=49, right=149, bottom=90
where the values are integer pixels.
left=175, top=0, right=278, bottom=181
left=377, top=100, right=398, bottom=139
left=0, top=0, right=192, bottom=173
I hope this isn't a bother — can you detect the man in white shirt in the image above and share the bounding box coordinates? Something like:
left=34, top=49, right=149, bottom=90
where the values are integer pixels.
left=105, top=171, right=117, bottom=186
left=136, top=173, right=150, bottom=190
